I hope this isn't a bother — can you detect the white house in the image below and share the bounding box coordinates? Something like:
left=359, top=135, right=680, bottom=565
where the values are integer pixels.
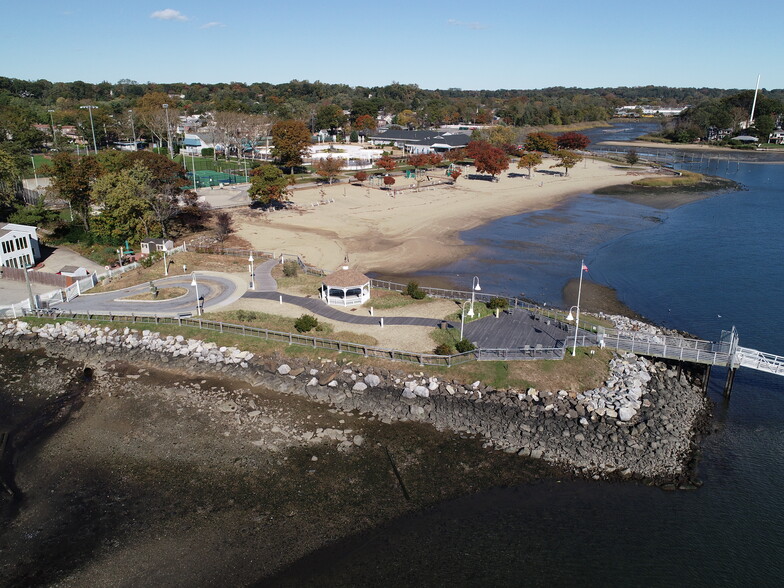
left=140, top=238, right=174, bottom=257
left=0, top=223, right=41, bottom=269
left=181, top=131, right=222, bottom=155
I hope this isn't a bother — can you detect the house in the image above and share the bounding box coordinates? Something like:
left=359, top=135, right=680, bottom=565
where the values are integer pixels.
left=181, top=131, right=222, bottom=155
left=0, top=223, right=41, bottom=269
left=367, top=129, right=470, bottom=154
left=769, top=129, right=784, bottom=145
left=140, top=238, right=174, bottom=257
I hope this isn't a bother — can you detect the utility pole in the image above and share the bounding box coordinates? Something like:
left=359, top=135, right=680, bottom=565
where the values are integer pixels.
left=79, top=105, right=99, bottom=153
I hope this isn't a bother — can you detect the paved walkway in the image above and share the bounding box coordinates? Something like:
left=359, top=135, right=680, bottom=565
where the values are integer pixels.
left=252, top=258, right=278, bottom=291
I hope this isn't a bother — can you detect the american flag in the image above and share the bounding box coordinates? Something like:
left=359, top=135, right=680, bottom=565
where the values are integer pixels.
left=582, top=263, right=588, bottom=272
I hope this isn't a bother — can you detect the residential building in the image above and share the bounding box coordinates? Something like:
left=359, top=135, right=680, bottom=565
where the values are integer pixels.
left=140, top=238, right=174, bottom=256
left=368, top=129, right=470, bottom=154
left=0, top=223, right=41, bottom=269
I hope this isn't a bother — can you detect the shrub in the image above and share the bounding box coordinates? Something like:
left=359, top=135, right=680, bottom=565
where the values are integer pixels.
left=486, top=297, right=509, bottom=310
left=139, top=252, right=160, bottom=268
left=235, top=310, right=260, bottom=321
left=282, top=259, right=299, bottom=277
left=434, top=343, right=455, bottom=356
left=455, top=339, right=476, bottom=353
left=411, top=289, right=426, bottom=300
left=294, top=314, right=319, bottom=333
left=201, top=148, right=214, bottom=157
left=405, top=281, right=420, bottom=296
left=354, top=171, right=368, bottom=182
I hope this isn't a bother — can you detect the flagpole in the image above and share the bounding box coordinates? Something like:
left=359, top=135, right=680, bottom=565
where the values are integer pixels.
left=573, top=259, right=585, bottom=356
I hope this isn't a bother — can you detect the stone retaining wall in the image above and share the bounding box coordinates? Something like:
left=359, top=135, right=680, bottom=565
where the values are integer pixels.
left=1, top=320, right=710, bottom=482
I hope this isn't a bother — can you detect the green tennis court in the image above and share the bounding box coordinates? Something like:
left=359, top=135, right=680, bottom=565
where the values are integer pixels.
left=186, top=169, right=249, bottom=189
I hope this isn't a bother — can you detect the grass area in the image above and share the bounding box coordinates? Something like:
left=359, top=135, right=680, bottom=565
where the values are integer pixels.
left=22, top=315, right=611, bottom=392
left=202, top=309, right=378, bottom=346
left=271, top=265, right=324, bottom=295
left=123, top=287, right=188, bottom=301
left=90, top=252, right=248, bottom=293
left=635, top=134, right=673, bottom=143
left=362, top=289, right=440, bottom=310
left=632, top=170, right=704, bottom=187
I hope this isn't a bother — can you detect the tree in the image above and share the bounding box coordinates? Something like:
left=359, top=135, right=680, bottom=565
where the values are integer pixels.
left=753, top=114, right=776, bottom=142
left=47, top=152, right=103, bottom=230
left=524, top=132, right=557, bottom=153
left=625, top=149, right=639, bottom=166
left=395, top=109, right=418, bottom=128
left=91, top=164, right=155, bottom=242
left=488, top=125, right=517, bottom=147
left=271, top=120, right=312, bottom=173
left=467, top=141, right=509, bottom=179
left=214, top=211, right=233, bottom=243
left=315, top=104, right=346, bottom=134
left=314, top=156, right=344, bottom=184
left=450, top=169, right=461, bottom=182
left=550, top=150, right=583, bottom=176
left=354, top=171, right=368, bottom=182
left=517, top=151, right=543, bottom=178
left=354, top=114, right=377, bottom=134
left=376, top=155, right=397, bottom=172
left=248, top=163, right=289, bottom=206
left=0, top=148, right=20, bottom=217
left=383, top=175, right=395, bottom=188
left=556, top=132, right=590, bottom=150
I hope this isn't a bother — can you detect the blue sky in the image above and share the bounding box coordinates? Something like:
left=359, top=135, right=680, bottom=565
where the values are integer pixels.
left=2, top=0, right=780, bottom=91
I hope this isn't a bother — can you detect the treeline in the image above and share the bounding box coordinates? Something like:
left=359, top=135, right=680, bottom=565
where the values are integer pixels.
left=660, top=90, right=784, bottom=142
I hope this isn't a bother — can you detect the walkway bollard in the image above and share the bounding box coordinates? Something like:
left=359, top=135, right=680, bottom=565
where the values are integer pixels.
left=279, top=295, right=283, bottom=304
left=370, top=307, right=374, bottom=316
left=380, top=317, right=384, bottom=328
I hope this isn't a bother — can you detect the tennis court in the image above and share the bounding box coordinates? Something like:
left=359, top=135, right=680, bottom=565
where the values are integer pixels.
left=186, top=169, right=249, bottom=189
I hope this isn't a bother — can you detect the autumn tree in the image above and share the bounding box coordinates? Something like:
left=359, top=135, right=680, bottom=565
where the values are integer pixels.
left=376, top=156, right=397, bottom=172
left=353, top=171, right=368, bottom=182
left=517, top=151, right=543, bottom=178
left=47, top=152, right=103, bottom=230
left=550, top=150, right=583, bottom=176
left=214, top=211, right=233, bottom=243
left=248, top=163, right=290, bottom=207
left=444, top=148, right=466, bottom=162
left=383, top=175, right=395, bottom=188
left=353, top=114, right=377, bottom=134
left=271, top=120, right=312, bottom=173
left=556, top=132, right=590, bottom=150
left=136, top=92, right=179, bottom=153
left=467, top=141, right=509, bottom=179
left=488, top=125, right=518, bottom=147
left=450, top=169, right=462, bottom=182
left=314, top=156, right=344, bottom=184
left=524, top=132, right=557, bottom=154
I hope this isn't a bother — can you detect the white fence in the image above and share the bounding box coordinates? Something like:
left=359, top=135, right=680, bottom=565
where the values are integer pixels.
left=0, top=244, right=187, bottom=318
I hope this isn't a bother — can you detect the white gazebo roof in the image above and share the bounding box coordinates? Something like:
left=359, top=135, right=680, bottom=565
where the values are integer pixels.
left=322, top=268, right=370, bottom=288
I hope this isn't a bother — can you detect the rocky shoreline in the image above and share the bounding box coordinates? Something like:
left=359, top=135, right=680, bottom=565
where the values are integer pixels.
left=1, top=319, right=711, bottom=483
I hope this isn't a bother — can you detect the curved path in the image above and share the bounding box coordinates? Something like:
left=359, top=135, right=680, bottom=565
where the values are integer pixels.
left=53, top=273, right=246, bottom=316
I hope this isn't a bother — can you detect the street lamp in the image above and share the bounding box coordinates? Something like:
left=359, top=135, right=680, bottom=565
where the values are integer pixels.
left=191, top=272, right=202, bottom=315
left=565, top=259, right=588, bottom=356
left=469, top=276, right=481, bottom=317
left=79, top=105, right=99, bottom=153
left=24, top=264, right=37, bottom=312
left=460, top=300, right=472, bottom=340
left=162, top=245, right=169, bottom=276
left=162, top=104, right=173, bottom=159
left=48, top=109, right=57, bottom=150
left=248, top=254, right=255, bottom=290
left=116, top=248, right=123, bottom=267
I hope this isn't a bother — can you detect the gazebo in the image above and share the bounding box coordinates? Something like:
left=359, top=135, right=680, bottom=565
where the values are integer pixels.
left=321, top=263, right=371, bottom=307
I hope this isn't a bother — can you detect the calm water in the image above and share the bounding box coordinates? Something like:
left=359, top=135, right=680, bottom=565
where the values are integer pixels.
left=279, top=129, right=784, bottom=586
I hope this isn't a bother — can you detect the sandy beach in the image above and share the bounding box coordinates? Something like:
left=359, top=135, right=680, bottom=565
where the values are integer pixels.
left=233, top=157, right=643, bottom=275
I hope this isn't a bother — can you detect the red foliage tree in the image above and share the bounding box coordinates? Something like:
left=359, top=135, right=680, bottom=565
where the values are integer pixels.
left=383, top=175, right=395, bottom=187
left=407, top=154, right=429, bottom=169
left=444, top=148, right=466, bottom=162
left=469, top=143, right=509, bottom=178
left=556, top=132, right=590, bottom=150
left=354, top=171, right=368, bottom=182
left=427, top=153, right=443, bottom=166
left=354, top=114, right=377, bottom=132
left=376, top=156, right=397, bottom=172
left=450, top=169, right=462, bottom=182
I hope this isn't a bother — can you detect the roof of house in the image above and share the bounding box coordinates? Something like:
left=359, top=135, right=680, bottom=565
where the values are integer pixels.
left=369, top=129, right=470, bottom=148
left=141, top=238, right=172, bottom=245
left=58, top=265, right=82, bottom=274
left=322, top=268, right=370, bottom=288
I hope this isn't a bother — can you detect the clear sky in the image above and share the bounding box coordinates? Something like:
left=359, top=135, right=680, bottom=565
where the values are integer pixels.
left=2, top=0, right=780, bottom=91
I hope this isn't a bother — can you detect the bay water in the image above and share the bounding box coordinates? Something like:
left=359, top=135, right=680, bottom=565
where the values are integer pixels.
left=278, top=127, right=784, bottom=586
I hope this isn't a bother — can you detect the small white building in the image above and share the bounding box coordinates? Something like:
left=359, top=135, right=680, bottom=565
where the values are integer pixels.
left=140, top=238, right=174, bottom=257
left=321, top=266, right=371, bottom=306
left=0, top=223, right=41, bottom=269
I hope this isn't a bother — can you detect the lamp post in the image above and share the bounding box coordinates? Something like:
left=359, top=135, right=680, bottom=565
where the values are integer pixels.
left=248, top=254, right=255, bottom=290
left=565, top=259, right=587, bottom=356
left=162, top=104, right=173, bottom=159
left=24, top=264, right=37, bottom=312
left=191, top=272, right=202, bottom=315
left=469, top=276, right=481, bottom=317
left=79, top=105, right=99, bottom=153
left=48, top=109, right=57, bottom=150
left=162, top=245, right=169, bottom=276
left=460, top=300, right=472, bottom=340
left=128, top=109, right=137, bottom=143
left=116, top=248, right=123, bottom=267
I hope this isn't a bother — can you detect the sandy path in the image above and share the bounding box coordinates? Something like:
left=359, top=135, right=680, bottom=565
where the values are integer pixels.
left=234, top=157, right=639, bottom=275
